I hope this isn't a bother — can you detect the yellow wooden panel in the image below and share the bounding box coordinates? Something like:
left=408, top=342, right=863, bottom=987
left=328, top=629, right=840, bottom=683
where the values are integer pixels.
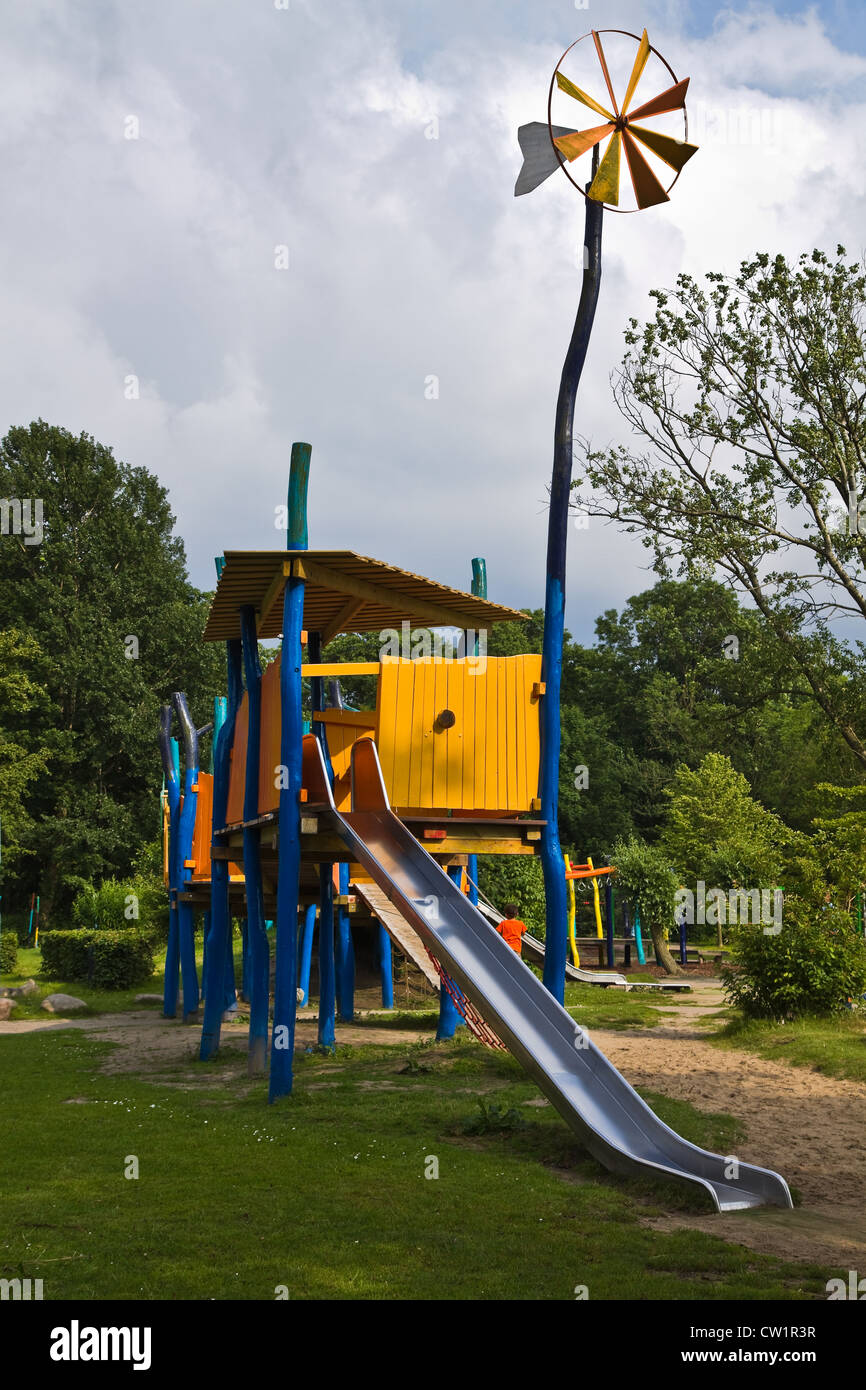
left=485, top=660, right=498, bottom=808
left=376, top=659, right=397, bottom=801
left=432, top=659, right=449, bottom=807
left=225, top=691, right=248, bottom=824
left=462, top=659, right=477, bottom=812
left=419, top=658, right=436, bottom=808
left=446, top=661, right=464, bottom=807
left=473, top=655, right=487, bottom=808
left=301, top=662, right=380, bottom=677
left=515, top=656, right=527, bottom=808
left=506, top=657, right=519, bottom=808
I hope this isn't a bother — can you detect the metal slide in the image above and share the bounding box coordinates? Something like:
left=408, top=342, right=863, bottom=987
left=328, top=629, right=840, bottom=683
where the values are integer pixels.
left=303, top=737, right=792, bottom=1212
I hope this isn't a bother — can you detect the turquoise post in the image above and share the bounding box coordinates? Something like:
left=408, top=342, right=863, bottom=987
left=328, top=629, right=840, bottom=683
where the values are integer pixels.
left=240, top=604, right=269, bottom=1075
left=269, top=442, right=310, bottom=1100
left=634, top=904, right=646, bottom=965
left=298, top=902, right=316, bottom=1006
left=200, top=635, right=243, bottom=1059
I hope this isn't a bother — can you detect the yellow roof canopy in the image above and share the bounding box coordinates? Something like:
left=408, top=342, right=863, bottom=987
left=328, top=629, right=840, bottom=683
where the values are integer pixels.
left=202, top=550, right=528, bottom=644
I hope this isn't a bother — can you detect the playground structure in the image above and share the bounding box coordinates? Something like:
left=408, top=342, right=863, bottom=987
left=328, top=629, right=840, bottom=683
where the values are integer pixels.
left=156, top=29, right=792, bottom=1210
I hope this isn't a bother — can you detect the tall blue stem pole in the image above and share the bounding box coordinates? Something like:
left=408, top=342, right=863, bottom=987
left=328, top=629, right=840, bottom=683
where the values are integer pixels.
left=540, top=161, right=603, bottom=1005
left=240, top=604, right=269, bottom=1075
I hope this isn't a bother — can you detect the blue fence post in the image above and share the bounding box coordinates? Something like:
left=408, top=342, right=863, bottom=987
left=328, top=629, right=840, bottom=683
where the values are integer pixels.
left=298, top=902, right=316, bottom=1006
left=318, top=866, right=336, bottom=1049
left=436, top=866, right=467, bottom=1039
left=379, top=925, right=394, bottom=1009
left=337, top=861, right=355, bottom=1022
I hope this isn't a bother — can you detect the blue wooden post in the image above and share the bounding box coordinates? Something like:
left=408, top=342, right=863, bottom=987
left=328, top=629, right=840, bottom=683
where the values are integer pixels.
left=337, top=861, right=355, bottom=1021
left=379, top=925, right=393, bottom=1008
left=159, top=711, right=181, bottom=1018
left=605, top=877, right=614, bottom=970
left=200, top=636, right=243, bottom=1059
left=173, top=692, right=201, bottom=1021
left=298, top=902, right=316, bottom=1006
left=539, top=162, right=603, bottom=1005
left=240, top=919, right=250, bottom=1001
left=318, top=865, right=336, bottom=1049
left=269, top=442, right=310, bottom=1100
left=436, top=865, right=467, bottom=1039
left=466, top=557, right=486, bottom=912
left=240, top=604, right=269, bottom=1075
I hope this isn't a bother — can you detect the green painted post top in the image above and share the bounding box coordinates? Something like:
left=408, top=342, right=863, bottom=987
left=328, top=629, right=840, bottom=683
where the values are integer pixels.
left=287, top=442, right=312, bottom=551
left=471, top=556, right=487, bottom=599
left=214, top=555, right=226, bottom=580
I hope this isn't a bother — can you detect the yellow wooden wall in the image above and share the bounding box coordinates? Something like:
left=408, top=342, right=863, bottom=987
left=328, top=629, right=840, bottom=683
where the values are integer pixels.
left=375, top=655, right=542, bottom=813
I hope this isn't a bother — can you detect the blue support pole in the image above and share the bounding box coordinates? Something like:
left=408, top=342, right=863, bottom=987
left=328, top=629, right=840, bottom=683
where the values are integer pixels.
left=173, top=692, right=200, bottom=1021
left=466, top=557, right=486, bottom=913
left=379, top=925, right=393, bottom=1009
left=318, top=865, right=336, bottom=1049
left=337, top=861, right=355, bottom=1022
left=539, top=160, right=603, bottom=1005
left=240, top=604, right=269, bottom=1075
left=159, top=712, right=181, bottom=1018
left=298, top=902, right=316, bottom=1006
left=240, top=919, right=250, bottom=1001
left=270, top=442, right=311, bottom=1097
left=605, top=877, right=614, bottom=970
left=436, top=866, right=466, bottom=1040
left=634, top=904, right=646, bottom=966
left=200, top=637, right=243, bottom=1059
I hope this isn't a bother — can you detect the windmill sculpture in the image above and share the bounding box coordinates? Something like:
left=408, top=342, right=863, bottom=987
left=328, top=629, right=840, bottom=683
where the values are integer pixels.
left=516, top=29, right=698, bottom=1002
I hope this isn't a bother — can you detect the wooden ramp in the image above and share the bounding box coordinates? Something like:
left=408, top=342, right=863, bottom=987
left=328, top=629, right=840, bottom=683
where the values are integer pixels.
left=352, top=881, right=441, bottom=990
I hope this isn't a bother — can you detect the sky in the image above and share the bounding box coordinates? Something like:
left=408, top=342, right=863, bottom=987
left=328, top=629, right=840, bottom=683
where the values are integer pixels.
left=2, top=0, right=865, bottom=642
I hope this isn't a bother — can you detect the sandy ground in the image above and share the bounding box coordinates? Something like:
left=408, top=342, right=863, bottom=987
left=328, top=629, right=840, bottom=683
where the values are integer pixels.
left=4, top=982, right=865, bottom=1269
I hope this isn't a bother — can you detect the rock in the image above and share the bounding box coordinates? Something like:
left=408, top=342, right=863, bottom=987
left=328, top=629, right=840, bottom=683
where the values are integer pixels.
left=16, top=978, right=39, bottom=997
left=134, top=993, right=164, bottom=1005
left=0, top=998, right=16, bottom=1020
left=41, top=993, right=88, bottom=1014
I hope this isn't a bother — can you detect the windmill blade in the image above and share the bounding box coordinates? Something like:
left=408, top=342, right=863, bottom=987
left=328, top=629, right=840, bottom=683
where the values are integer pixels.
left=515, top=122, right=584, bottom=196
left=591, top=30, right=620, bottom=115
left=587, top=131, right=622, bottom=206
left=628, top=76, right=690, bottom=122
left=622, top=129, right=670, bottom=209
left=555, top=70, right=614, bottom=122
left=628, top=123, right=699, bottom=173
left=553, top=122, right=615, bottom=163
left=621, top=29, right=651, bottom=113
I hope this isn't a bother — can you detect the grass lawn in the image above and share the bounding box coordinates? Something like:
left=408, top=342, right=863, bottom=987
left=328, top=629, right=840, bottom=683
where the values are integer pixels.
left=711, top=1012, right=866, bottom=1085
left=0, top=1022, right=830, bottom=1301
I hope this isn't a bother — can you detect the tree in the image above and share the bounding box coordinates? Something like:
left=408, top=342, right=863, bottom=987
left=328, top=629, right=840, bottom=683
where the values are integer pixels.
left=609, top=835, right=683, bottom=975
left=0, top=421, right=225, bottom=916
left=660, top=753, right=789, bottom=891
left=0, top=630, right=50, bottom=864
left=576, top=247, right=866, bottom=768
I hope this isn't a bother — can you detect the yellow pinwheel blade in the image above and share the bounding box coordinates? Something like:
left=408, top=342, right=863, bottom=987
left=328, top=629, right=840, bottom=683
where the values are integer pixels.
left=553, top=122, right=615, bottom=162
left=622, top=129, right=670, bottom=209
left=587, top=131, right=621, bottom=206
left=591, top=30, right=620, bottom=115
left=555, top=70, right=614, bottom=122
left=628, top=77, right=690, bottom=122
left=628, top=123, right=699, bottom=173
left=621, top=29, right=651, bottom=113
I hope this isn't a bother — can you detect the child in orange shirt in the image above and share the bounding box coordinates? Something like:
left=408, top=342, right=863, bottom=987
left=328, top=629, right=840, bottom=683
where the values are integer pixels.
left=497, top=903, right=527, bottom=956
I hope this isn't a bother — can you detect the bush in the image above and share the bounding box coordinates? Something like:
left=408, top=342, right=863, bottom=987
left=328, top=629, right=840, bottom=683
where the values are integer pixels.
left=721, top=899, right=866, bottom=1020
left=40, top=929, right=155, bottom=990
left=477, top=856, right=545, bottom=937
left=0, top=931, right=18, bottom=975
left=72, top=875, right=168, bottom=941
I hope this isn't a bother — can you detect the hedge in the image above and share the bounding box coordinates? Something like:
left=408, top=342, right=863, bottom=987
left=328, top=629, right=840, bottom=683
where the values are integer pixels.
left=0, top=932, right=18, bottom=975
left=40, top=930, right=155, bottom=990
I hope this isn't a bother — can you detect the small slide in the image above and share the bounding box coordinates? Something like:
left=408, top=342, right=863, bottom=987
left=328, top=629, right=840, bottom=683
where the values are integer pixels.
left=474, top=900, right=628, bottom=987
left=304, top=737, right=792, bottom=1212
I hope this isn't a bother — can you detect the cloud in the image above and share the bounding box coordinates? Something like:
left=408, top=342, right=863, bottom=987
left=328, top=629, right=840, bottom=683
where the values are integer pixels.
left=0, top=1, right=863, bottom=642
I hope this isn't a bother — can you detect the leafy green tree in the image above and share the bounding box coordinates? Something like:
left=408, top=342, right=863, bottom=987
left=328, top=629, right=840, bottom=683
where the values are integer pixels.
left=0, top=421, right=224, bottom=916
left=660, top=754, right=789, bottom=891
left=577, top=247, right=866, bottom=768
left=610, top=835, right=682, bottom=975
left=0, top=630, right=50, bottom=865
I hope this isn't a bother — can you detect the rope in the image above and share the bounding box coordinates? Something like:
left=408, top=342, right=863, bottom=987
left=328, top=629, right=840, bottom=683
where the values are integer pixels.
left=425, top=949, right=507, bottom=1051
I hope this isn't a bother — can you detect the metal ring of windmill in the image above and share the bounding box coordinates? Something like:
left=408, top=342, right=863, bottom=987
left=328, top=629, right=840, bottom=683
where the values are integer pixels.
left=514, top=29, right=698, bottom=1003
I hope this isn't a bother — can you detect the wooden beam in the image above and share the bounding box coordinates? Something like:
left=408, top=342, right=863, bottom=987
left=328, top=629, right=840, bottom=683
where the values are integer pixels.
left=291, top=558, right=474, bottom=632
left=301, top=662, right=380, bottom=677
left=256, top=561, right=293, bottom=634
left=322, top=596, right=366, bottom=646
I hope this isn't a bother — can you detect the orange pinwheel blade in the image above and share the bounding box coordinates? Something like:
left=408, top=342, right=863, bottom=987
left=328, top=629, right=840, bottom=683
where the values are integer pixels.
left=553, top=122, right=615, bottom=162
left=591, top=30, right=620, bottom=115
left=628, top=123, right=699, bottom=172
left=622, top=129, right=670, bottom=208
left=555, top=70, right=614, bottom=122
left=587, top=131, right=622, bottom=206
left=628, top=76, right=690, bottom=122
left=621, top=29, right=651, bottom=113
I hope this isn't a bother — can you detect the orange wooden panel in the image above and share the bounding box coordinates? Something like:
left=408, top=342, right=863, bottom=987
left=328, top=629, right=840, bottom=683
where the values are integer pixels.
left=225, top=691, right=249, bottom=825
left=259, top=657, right=282, bottom=815
left=191, top=772, right=214, bottom=879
